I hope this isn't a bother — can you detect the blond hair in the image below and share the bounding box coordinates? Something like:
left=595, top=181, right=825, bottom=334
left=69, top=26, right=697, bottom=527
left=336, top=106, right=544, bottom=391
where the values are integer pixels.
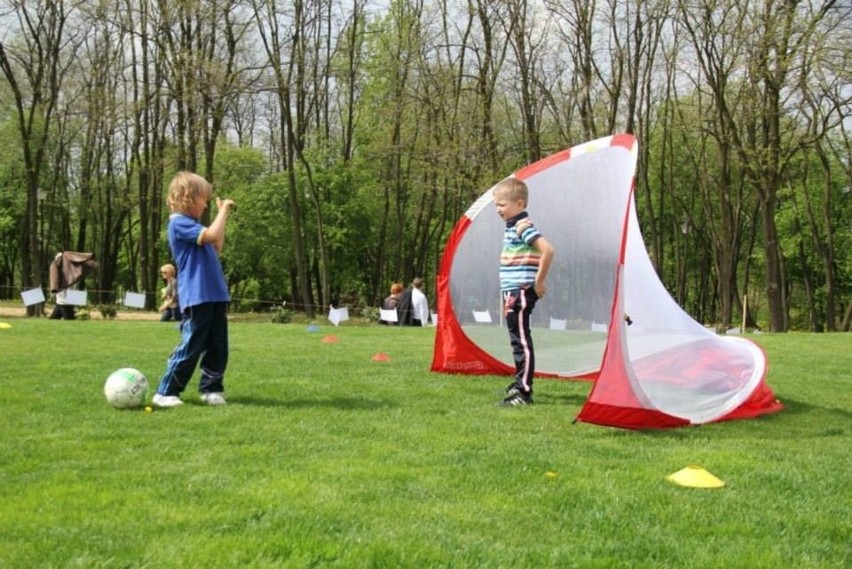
left=168, top=171, right=212, bottom=214
left=160, top=263, right=175, bottom=278
left=493, top=177, right=529, bottom=206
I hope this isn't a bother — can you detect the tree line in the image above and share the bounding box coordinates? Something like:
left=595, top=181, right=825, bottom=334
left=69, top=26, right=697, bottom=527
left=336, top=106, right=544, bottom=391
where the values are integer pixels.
left=0, top=0, right=849, bottom=331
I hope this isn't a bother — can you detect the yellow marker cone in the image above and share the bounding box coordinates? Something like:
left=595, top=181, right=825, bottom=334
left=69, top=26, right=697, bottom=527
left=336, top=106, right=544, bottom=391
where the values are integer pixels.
left=0, top=322, right=11, bottom=329
left=666, top=465, right=725, bottom=488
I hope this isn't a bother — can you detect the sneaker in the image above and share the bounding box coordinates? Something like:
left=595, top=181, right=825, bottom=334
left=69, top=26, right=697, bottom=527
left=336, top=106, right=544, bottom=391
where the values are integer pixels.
left=152, top=393, right=183, bottom=408
left=501, top=391, right=533, bottom=407
left=505, top=383, right=531, bottom=398
left=201, top=392, right=227, bottom=406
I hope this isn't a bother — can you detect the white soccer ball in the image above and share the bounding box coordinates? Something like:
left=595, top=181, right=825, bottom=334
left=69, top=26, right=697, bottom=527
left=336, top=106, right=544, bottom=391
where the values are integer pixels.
left=104, top=368, right=149, bottom=409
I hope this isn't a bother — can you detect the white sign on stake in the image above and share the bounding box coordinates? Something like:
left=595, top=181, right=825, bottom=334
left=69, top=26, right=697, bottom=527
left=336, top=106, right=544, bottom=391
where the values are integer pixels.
left=124, top=291, right=146, bottom=309
left=328, top=305, right=349, bottom=326
left=472, top=309, right=492, bottom=323
left=64, top=289, right=88, bottom=306
left=380, top=308, right=398, bottom=323
left=20, top=288, right=46, bottom=307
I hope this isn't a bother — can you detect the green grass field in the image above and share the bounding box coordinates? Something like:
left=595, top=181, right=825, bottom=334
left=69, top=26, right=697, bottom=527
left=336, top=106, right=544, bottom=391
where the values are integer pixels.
left=0, top=316, right=849, bottom=568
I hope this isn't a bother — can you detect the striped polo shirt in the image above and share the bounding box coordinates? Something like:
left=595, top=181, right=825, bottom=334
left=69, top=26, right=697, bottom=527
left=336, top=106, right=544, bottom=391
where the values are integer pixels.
left=500, top=211, right=543, bottom=292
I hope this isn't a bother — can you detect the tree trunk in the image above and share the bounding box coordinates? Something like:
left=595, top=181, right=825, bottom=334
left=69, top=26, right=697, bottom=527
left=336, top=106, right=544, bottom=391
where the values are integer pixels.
left=762, top=198, right=786, bottom=332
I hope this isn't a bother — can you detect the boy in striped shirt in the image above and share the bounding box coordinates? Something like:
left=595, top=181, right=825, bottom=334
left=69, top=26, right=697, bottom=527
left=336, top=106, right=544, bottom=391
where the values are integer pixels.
left=493, top=177, right=555, bottom=406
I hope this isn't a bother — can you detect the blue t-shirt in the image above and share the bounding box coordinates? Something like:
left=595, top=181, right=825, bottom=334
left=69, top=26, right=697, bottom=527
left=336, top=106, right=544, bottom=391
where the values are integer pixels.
left=168, top=213, right=230, bottom=310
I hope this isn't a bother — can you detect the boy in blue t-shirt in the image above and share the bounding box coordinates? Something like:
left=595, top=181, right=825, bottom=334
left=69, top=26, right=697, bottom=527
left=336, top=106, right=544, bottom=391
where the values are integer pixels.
left=493, top=177, right=555, bottom=406
left=152, top=171, right=236, bottom=408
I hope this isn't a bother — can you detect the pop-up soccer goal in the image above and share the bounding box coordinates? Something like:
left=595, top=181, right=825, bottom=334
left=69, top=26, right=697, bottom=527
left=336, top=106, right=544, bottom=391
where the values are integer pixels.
left=431, top=134, right=783, bottom=429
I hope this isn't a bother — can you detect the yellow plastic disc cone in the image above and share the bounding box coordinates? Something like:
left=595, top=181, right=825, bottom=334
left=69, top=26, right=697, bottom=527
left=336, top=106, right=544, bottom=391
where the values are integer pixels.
left=0, top=322, right=12, bottom=329
left=666, top=465, right=725, bottom=488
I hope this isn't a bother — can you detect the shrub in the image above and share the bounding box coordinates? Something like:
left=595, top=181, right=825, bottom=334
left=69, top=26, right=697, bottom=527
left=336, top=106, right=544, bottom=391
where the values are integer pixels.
left=361, top=306, right=380, bottom=323
left=270, top=304, right=292, bottom=324
left=99, top=305, right=118, bottom=320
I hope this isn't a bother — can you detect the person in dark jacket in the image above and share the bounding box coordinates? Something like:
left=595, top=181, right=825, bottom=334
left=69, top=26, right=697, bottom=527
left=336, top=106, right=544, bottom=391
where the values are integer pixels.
left=395, top=287, right=415, bottom=326
left=396, top=279, right=429, bottom=326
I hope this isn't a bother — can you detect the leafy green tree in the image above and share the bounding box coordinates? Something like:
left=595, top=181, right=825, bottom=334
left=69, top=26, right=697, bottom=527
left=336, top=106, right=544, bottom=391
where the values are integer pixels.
left=0, top=0, right=81, bottom=315
left=0, top=117, right=27, bottom=298
left=208, top=145, right=279, bottom=310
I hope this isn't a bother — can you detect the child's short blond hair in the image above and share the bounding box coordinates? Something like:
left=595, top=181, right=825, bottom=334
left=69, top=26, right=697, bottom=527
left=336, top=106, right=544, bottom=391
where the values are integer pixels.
left=493, top=177, right=529, bottom=205
left=168, top=171, right=212, bottom=213
left=160, top=263, right=175, bottom=277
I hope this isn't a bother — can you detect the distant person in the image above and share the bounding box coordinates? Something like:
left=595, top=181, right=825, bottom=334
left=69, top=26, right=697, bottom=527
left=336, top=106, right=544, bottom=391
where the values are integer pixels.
left=152, top=171, right=236, bottom=408
left=380, top=282, right=403, bottom=325
left=411, top=277, right=429, bottom=326
left=49, top=288, right=76, bottom=320
left=493, top=177, right=554, bottom=406
left=395, top=279, right=427, bottom=326
left=48, top=251, right=98, bottom=320
left=158, top=263, right=180, bottom=322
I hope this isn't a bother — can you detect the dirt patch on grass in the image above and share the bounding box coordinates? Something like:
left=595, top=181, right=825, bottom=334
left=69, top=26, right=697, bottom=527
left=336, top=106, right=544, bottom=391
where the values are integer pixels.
left=0, top=305, right=160, bottom=321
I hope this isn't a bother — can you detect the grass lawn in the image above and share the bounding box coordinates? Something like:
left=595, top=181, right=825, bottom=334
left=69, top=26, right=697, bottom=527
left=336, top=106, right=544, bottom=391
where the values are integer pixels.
left=0, top=315, right=849, bottom=568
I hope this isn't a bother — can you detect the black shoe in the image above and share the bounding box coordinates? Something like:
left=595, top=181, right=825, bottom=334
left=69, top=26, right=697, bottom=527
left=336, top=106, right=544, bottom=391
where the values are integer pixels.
left=505, top=382, right=519, bottom=395
left=501, top=391, right=533, bottom=406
